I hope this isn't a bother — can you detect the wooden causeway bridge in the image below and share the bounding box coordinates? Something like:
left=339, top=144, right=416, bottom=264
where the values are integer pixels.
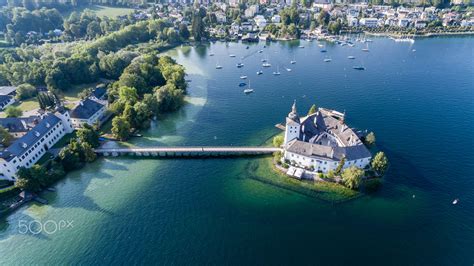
left=95, top=146, right=282, bottom=158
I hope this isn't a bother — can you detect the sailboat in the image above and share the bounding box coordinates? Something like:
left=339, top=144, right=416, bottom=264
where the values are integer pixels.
left=215, top=61, right=223, bottom=69
left=347, top=55, right=355, bottom=59
left=324, top=57, right=332, bottom=62
left=240, top=75, right=248, bottom=79
left=290, top=55, right=296, bottom=64
left=209, top=52, right=215, bottom=56
left=286, top=67, right=292, bottom=72
left=229, top=54, right=236, bottom=57
left=272, top=66, right=281, bottom=76
left=244, top=80, right=254, bottom=94
left=256, top=70, right=263, bottom=75
left=236, top=60, right=244, bottom=68
left=362, top=43, right=369, bottom=52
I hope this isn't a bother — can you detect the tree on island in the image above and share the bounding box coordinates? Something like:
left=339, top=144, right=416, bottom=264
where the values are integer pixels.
left=341, top=166, right=364, bottom=190
left=77, top=123, right=100, bottom=148
left=365, top=132, right=376, bottom=146
left=318, top=10, right=330, bottom=26
left=307, top=104, right=317, bottom=115
left=371, top=151, right=389, bottom=175
left=111, top=116, right=131, bottom=141
left=5, top=106, right=22, bottom=118
left=273, top=135, right=284, bottom=147
left=335, top=157, right=346, bottom=175
left=0, top=126, right=13, bottom=147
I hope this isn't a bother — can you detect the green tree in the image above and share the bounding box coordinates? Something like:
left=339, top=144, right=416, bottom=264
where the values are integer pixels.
left=81, top=142, right=97, bottom=163
left=77, top=123, right=100, bottom=148
left=15, top=83, right=37, bottom=100
left=328, top=21, right=342, bottom=34
left=318, top=10, right=330, bottom=26
left=273, top=135, right=284, bottom=147
left=341, top=166, right=364, bottom=190
left=59, top=145, right=81, bottom=171
left=5, top=106, right=22, bottom=117
left=179, top=23, right=190, bottom=40
left=0, top=126, right=13, bottom=147
left=365, top=132, right=376, bottom=146
left=307, top=104, right=317, bottom=115
left=111, top=116, right=131, bottom=141
left=335, top=157, right=346, bottom=175
left=371, top=151, right=388, bottom=175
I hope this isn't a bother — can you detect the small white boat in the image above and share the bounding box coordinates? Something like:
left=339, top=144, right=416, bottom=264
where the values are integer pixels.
left=452, top=199, right=459, bottom=205
left=258, top=50, right=263, bottom=53
left=244, top=80, right=253, bottom=94
left=240, top=75, right=248, bottom=79
left=261, top=58, right=267, bottom=62
left=290, top=60, right=296, bottom=64
left=216, top=64, right=223, bottom=69
left=318, top=44, right=324, bottom=48
left=236, top=63, right=244, bottom=68
left=362, top=43, right=369, bottom=52
left=286, top=68, right=292, bottom=72
left=229, top=54, right=236, bottom=57
left=324, top=58, right=332, bottom=62
left=298, top=45, right=305, bottom=48
left=262, top=63, right=271, bottom=67
left=272, top=66, right=281, bottom=75
left=412, top=49, right=416, bottom=52
left=257, top=70, right=263, bottom=75
left=347, top=56, right=355, bottom=59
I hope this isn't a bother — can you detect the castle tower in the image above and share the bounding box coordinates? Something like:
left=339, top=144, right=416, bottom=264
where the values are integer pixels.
left=284, top=100, right=301, bottom=145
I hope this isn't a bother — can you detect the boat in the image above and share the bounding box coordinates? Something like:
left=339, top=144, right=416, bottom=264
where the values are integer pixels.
left=412, top=49, right=416, bottom=52
left=209, top=53, right=215, bottom=56
left=244, top=80, right=254, bottom=94
left=272, top=66, right=281, bottom=76
left=318, top=44, right=324, bottom=48
left=290, top=60, right=296, bottom=64
left=238, top=82, right=246, bottom=87
left=258, top=50, right=263, bottom=53
left=362, top=43, right=369, bottom=52
left=452, top=199, right=459, bottom=205
left=262, top=62, right=271, bottom=67
left=298, top=45, right=305, bottom=48
left=324, top=58, right=332, bottom=62
left=216, top=64, right=223, bottom=69
left=286, top=68, right=292, bottom=72
left=240, top=75, right=247, bottom=79
left=246, top=46, right=249, bottom=49
left=320, top=49, right=327, bottom=53
left=236, top=62, right=244, bottom=68
left=353, top=66, right=365, bottom=70
left=257, top=70, right=263, bottom=75
left=261, top=58, right=267, bottom=62
left=347, top=56, right=355, bottom=59
left=229, top=54, right=236, bottom=57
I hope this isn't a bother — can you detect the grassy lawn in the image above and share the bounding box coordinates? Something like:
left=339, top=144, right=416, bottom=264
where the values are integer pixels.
left=62, top=82, right=100, bottom=103
left=52, top=132, right=76, bottom=149
left=62, top=5, right=135, bottom=18
left=0, top=98, right=40, bottom=118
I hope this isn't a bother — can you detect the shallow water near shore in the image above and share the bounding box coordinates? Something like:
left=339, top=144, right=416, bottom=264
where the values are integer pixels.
left=0, top=36, right=473, bottom=265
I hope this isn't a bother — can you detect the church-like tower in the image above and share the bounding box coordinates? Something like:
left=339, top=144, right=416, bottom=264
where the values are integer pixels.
left=284, top=100, right=301, bottom=145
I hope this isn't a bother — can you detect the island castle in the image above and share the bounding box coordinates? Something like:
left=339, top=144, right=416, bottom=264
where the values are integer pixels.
left=282, top=101, right=372, bottom=174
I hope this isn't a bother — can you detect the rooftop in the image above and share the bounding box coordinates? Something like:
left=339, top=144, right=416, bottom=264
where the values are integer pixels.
left=70, top=99, right=105, bottom=120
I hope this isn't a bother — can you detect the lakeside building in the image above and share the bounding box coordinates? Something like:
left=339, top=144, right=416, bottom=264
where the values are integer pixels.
left=282, top=102, right=372, bottom=174
left=70, top=98, right=107, bottom=129
left=0, top=95, right=14, bottom=111
left=0, top=110, right=73, bottom=181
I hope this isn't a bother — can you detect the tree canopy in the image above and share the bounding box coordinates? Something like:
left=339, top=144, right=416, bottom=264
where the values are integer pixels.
left=341, top=166, right=364, bottom=190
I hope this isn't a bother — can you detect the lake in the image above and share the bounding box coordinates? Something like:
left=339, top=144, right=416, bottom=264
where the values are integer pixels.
left=0, top=36, right=473, bottom=265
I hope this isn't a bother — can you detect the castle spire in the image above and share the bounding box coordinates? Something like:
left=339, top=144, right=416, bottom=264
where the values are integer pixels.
left=288, top=100, right=299, bottom=122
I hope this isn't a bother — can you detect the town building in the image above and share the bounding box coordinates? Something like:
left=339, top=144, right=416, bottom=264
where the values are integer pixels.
left=0, top=110, right=73, bottom=180
left=282, top=101, right=372, bottom=174
left=70, top=98, right=107, bottom=129
left=359, top=18, right=379, bottom=27
left=0, top=95, right=14, bottom=111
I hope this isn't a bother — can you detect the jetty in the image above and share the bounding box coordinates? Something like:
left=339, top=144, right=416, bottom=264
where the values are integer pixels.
left=94, top=146, right=282, bottom=158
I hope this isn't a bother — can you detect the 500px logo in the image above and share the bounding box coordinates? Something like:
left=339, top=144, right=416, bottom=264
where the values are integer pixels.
left=18, top=220, right=74, bottom=235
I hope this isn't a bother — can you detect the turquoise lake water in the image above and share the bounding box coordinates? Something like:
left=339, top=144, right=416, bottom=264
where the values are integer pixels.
left=0, top=36, right=473, bottom=265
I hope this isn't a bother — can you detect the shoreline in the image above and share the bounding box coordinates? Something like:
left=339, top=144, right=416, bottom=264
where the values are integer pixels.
left=364, top=30, right=474, bottom=38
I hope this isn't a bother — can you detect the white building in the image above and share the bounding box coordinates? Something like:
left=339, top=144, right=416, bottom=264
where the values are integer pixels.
left=254, top=15, right=267, bottom=29
left=282, top=101, right=372, bottom=174
left=347, top=16, right=359, bottom=27
left=271, top=14, right=281, bottom=23
left=0, top=110, right=73, bottom=180
left=245, top=5, right=259, bottom=18
left=359, top=18, right=379, bottom=28
left=70, top=98, right=107, bottom=129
